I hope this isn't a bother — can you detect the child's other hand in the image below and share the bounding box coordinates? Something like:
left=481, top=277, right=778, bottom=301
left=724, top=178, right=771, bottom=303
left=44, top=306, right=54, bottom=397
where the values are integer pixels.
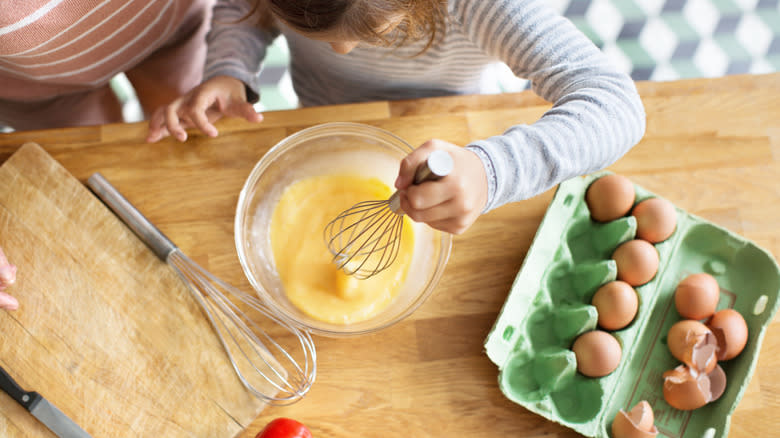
left=146, top=75, right=263, bottom=143
left=395, top=139, right=488, bottom=234
left=0, top=245, right=18, bottom=311
left=0, top=291, right=17, bottom=310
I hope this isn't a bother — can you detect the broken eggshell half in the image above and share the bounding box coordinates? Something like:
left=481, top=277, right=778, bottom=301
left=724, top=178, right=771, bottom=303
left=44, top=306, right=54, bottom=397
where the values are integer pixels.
left=666, top=320, right=719, bottom=374
left=662, top=364, right=727, bottom=411
left=611, top=400, right=659, bottom=438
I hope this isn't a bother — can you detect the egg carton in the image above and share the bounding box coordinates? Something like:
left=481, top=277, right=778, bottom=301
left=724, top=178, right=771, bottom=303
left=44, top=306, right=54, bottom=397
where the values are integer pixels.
left=484, top=171, right=780, bottom=438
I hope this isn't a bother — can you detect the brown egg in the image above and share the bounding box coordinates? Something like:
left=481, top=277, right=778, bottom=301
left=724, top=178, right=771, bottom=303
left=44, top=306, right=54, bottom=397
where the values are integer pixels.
left=662, top=364, right=727, bottom=411
left=707, top=309, right=749, bottom=360
left=572, top=330, right=622, bottom=377
left=666, top=320, right=718, bottom=373
left=586, top=174, right=636, bottom=222
left=591, top=281, right=639, bottom=331
left=611, top=400, right=659, bottom=438
left=674, top=273, right=720, bottom=320
left=631, top=197, right=677, bottom=243
left=612, top=240, right=659, bottom=286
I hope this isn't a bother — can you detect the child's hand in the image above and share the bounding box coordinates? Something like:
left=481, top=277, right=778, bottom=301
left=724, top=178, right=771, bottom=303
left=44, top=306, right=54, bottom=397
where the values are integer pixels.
left=395, top=139, right=488, bottom=234
left=0, top=246, right=18, bottom=311
left=146, top=75, right=263, bottom=143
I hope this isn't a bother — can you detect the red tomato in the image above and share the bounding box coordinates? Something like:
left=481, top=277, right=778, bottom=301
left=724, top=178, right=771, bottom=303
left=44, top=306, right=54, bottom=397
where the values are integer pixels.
left=256, top=418, right=313, bottom=438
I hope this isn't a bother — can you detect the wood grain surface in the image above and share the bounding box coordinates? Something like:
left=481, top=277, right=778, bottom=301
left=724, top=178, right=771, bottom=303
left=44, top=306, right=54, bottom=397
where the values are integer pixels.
left=0, top=73, right=778, bottom=437
left=0, top=144, right=268, bottom=437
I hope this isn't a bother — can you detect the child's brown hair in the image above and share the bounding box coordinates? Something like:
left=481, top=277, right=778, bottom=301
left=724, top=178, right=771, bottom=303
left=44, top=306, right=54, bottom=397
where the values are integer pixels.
left=250, top=0, right=448, bottom=52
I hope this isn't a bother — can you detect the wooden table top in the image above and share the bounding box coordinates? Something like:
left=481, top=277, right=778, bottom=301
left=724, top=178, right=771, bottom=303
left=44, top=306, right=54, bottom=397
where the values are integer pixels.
left=1, top=72, right=779, bottom=438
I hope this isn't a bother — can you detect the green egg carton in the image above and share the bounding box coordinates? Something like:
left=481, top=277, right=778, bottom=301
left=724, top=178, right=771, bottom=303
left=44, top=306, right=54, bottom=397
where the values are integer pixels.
left=484, top=171, right=780, bottom=438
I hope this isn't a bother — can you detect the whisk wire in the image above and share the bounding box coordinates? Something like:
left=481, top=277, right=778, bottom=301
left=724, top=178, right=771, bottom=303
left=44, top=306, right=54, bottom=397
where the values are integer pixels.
left=384, top=213, right=404, bottom=268
left=337, top=208, right=390, bottom=263
left=194, top=278, right=289, bottom=393
left=329, top=200, right=388, bottom=255
left=355, top=208, right=401, bottom=270
left=169, top=250, right=316, bottom=404
left=324, top=150, right=454, bottom=280
left=326, top=202, right=404, bottom=279
left=352, top=208, right=401, bottom=257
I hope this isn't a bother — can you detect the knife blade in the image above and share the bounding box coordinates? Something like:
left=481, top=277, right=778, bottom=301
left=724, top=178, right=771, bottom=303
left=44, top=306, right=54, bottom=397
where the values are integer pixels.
left=0, top=364, right=92, bottom=438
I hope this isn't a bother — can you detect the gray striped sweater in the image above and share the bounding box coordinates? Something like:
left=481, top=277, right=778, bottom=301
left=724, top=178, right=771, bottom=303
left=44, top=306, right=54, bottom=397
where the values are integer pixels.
left=205, top=0, right=646, bottom=212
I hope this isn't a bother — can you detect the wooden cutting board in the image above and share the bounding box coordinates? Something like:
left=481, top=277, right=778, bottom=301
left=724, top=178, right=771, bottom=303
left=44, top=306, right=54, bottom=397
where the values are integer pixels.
left=0, top=143, right=270, bottom=437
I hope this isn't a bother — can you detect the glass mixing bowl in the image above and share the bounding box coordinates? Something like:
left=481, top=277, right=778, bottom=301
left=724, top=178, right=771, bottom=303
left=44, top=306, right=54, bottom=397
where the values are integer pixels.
left=235, top=122, right=452, bottom=337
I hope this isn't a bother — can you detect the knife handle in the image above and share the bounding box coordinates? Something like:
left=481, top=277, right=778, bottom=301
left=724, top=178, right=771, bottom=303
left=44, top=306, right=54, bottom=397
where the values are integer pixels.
left=87, top=173, right=178, bottom=262
left=0, top=364, right=41, bottom=411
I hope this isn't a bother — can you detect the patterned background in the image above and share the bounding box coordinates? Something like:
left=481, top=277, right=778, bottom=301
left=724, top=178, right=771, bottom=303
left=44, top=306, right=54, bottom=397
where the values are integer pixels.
left=116, top=0, right=780, bottom=118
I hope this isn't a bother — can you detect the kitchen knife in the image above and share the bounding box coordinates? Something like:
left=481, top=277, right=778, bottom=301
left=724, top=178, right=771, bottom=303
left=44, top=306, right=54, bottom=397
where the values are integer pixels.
left=0, top=364, right=92, bottom=438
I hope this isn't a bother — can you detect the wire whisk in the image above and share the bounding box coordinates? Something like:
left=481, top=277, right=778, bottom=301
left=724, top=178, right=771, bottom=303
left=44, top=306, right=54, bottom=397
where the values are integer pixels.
left=88, top=173, right=315, bottom=405
left=324, top=150, right=453, bottom=280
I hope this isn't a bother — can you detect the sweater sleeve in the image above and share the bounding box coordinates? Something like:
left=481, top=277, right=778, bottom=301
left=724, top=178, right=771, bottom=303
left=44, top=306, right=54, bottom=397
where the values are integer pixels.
left=204, top=0, right=278, bottom=101
left=452, top=0, right=647, bottom=211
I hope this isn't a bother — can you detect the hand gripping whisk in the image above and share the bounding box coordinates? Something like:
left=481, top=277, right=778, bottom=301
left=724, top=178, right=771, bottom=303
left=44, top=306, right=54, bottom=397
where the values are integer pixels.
left=87, top=173, right=315, bottom=405
left=324, top=150, right=454, bottom=279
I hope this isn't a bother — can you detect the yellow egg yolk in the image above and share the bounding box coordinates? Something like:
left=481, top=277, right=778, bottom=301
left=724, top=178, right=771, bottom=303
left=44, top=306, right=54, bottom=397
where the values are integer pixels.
left=270, top=175, right=415, bottom=324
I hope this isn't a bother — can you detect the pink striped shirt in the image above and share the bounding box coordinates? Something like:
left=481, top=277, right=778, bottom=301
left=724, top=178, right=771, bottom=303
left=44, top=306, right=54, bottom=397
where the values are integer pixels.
left=0, top=0, right=200, bottom=100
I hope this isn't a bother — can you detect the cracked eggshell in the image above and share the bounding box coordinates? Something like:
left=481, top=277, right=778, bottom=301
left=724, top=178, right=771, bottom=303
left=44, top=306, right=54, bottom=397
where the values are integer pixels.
left=663, top=364, right=727, bottom=411
left=662, top=366, right=707, bottom=411
left=708, top=309, right=749, bottom=360
left=708, top=364, right=727, bottom=402
left=667, top=320, right=718, bottom=373
left=611, top=400, right=659, bottom=438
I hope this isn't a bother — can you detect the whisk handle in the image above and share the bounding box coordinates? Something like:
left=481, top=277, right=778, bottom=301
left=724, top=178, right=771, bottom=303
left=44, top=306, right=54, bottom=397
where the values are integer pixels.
left=87, top=173, right=177, bottom=261
left=390, top=150, right=454, bottom=214
left=413, top=149, right=454, bottom=185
